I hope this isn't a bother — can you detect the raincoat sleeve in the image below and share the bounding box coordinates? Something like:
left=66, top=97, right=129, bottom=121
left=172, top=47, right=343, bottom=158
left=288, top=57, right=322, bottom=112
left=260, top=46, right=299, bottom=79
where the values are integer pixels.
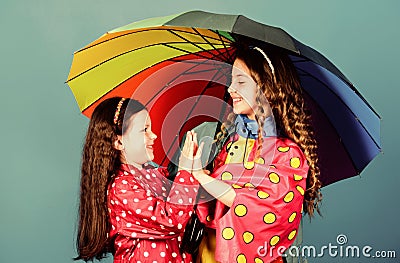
left=108, top=168, right=199, bottom=240
left=201, top=137, right=308, bottom=263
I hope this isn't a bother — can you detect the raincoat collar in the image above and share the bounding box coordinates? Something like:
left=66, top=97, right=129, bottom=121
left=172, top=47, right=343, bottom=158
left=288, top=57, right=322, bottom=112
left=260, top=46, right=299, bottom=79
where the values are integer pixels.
left=234, top=114, right=277, bottom=139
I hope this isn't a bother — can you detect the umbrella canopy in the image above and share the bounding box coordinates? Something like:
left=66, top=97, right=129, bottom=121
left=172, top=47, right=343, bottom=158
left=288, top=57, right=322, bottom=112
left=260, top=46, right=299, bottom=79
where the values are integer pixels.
left=66, top=10, right=381, bottom=186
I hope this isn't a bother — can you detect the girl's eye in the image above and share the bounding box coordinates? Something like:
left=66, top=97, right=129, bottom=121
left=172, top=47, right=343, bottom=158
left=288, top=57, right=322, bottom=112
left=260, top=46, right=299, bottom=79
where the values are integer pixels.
left=144, top=128, right=148, bottom=132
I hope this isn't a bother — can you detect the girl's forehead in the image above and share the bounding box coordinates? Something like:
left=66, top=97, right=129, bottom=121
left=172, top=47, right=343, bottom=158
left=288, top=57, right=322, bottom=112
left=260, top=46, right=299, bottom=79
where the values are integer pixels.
left=232, top=59, right=251, bottom=77
left=127, top=110, right=150, bottom=127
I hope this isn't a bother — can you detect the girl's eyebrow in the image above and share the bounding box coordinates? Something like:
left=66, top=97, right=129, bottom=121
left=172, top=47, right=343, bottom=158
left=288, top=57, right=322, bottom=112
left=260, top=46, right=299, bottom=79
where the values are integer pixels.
left=233, top=73, right=249, bottom=78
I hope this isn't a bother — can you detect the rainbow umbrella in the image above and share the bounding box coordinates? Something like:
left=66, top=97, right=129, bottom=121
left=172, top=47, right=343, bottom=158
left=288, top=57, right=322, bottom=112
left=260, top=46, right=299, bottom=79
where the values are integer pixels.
left=66, top=10, right=381, bottom=186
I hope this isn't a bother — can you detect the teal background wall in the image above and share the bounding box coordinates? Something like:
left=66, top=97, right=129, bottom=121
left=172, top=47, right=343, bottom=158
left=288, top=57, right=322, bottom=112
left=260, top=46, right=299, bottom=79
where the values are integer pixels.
left=0, top=0, right=398, bottom=262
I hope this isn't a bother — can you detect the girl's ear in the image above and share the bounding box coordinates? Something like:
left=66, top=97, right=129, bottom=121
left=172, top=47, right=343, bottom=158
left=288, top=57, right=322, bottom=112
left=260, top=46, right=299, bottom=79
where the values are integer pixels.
left=113, top=135, right=124, bottom=151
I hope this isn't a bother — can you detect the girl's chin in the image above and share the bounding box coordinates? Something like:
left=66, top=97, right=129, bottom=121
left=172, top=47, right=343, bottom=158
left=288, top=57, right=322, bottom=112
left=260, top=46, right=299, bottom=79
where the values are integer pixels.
left=233, top=108, right=250, bottom=116
left=233, top=107, right=242, bottom=115
left=146, top=152, right=155, bottom=161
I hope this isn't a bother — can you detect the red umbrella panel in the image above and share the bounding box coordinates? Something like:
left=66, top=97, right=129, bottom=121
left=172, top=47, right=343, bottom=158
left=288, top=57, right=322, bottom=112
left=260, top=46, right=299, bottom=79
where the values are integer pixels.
left=111, top=54, right=234, bottom=166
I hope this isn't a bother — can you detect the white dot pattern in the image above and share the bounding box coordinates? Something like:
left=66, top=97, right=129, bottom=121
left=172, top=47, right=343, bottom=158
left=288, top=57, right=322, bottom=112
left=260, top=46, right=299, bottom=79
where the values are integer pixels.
left=107, top=165, right=198, bottom=262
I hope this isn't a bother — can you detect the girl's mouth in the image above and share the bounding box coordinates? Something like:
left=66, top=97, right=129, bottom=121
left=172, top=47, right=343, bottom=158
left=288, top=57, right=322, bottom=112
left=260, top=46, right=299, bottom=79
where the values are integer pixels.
left=232, top=97, right=243, bottom=105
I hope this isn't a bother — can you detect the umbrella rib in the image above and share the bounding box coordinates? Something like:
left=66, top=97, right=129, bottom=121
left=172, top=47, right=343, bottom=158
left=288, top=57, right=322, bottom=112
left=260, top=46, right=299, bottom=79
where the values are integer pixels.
left=191, top=28, right=232, bottom=62
left=166, top=28, right=230, bottom=61
left=74, top=29, right=158, bottom=53
left=213, top=30, right=235, bottom=63
left=166, top=60, right=231, bottom=78
left=294, top=58, right=381, bottom=119
left=169, top=52, right=233, bottom=78
left=162, top=42, right=220, bottom=61
left=168, top=28, right=234, bottom=42
left=191, top=28, right=235, bottom=62
left=160, top=69, right=225, bottom=165
left=167, top=58, right=232, bottom=82
left=67, top=41, right=226, bottom=82
left=303, top=89, right=363, bottom=180
left=166, top=52, right=232, bottom=82
left=144, top=58, right=223, bottom=106
left=79, top=51, right=228, bottom=113
left=75, top=27, right=232, bottom=54
left=296, top=66, right=381, bottom=151
left=68, top=28, right=234, bottom=82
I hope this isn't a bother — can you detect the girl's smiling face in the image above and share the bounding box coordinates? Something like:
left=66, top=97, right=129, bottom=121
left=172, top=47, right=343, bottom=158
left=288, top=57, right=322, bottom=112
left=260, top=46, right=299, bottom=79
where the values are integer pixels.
left=228, top=58, right=258, bottom=120
left=120, top=109, right=157, bottom=168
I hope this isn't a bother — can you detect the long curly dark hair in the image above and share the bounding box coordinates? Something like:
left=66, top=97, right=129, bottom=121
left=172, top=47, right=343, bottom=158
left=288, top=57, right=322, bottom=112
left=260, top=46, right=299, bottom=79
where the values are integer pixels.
left=216, top=41, right=322, bottom=217
left=75, top=97, right=145, bottom=261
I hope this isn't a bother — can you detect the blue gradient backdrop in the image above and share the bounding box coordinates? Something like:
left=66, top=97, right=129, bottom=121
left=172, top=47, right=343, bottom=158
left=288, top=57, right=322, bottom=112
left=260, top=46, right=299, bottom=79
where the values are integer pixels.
left=0, top=1, right=398, bottom=262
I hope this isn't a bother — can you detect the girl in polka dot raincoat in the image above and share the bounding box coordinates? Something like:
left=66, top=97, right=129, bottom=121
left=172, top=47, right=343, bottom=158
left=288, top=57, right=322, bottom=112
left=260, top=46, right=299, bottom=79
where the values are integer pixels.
left=75, top=97, right=201, bottom=262
left=191, top=43, right=323, bottom=263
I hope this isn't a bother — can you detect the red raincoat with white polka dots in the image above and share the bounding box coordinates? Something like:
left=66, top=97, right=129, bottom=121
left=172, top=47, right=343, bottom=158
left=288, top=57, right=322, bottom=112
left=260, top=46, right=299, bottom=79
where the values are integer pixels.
left=197, top=135, right=308, bottom=263
left=108, top=164, right=199, bottom=262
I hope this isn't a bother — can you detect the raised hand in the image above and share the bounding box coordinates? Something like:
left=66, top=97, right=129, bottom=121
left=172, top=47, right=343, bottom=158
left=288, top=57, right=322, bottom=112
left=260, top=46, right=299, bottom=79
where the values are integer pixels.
left=178, top=131, right=198, bottom=172
left=192, top=140, right=205, bottom=173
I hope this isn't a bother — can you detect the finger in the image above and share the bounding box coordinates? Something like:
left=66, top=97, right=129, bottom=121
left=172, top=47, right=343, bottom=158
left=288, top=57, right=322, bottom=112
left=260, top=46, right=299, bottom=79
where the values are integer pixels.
left=188, top=136, right=195, bottom=159
left=192, top=132, right=198, bottom=154
left=181, top=140, right=187, bottom=156
left=192, top=142, right=204, bottom=171
left=184, top=132, right=192, bottom=156
left=182, top=131, right=191, bottom=154
left=188, top=130, right=193, bottom=141
left=195, top=141, right=205, bottom=159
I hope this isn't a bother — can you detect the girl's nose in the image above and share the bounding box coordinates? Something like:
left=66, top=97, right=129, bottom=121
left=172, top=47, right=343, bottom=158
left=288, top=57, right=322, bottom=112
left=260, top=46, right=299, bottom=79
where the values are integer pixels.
left=227, top=85, right=236, bottom=94
left=150, top=131, right=157, bottom=140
